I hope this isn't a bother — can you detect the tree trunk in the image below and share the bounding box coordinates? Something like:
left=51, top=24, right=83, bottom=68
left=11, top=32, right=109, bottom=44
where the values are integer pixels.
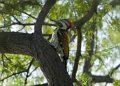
left=31, top=34, right=73, bottom=86
left=0, top=32, right=73, bottom=86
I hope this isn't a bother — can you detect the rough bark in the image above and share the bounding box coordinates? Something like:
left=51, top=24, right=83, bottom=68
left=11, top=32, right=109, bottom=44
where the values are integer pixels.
left=0, top=32, right=73, bottom=86
left=32, top=0, right=73, bottom=85
left=34, top=0, right=57, bottom=35
left=0, top=32, right=32, bottom=55
left=31, top=34, right=73, bottom=86
left=0, top=0, right=74, bottom=86
left=1, top=0, right=119, bottom=85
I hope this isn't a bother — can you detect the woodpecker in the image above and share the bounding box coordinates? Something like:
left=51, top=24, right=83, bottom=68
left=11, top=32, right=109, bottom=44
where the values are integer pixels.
left=51, top=19, right=74, bottom=69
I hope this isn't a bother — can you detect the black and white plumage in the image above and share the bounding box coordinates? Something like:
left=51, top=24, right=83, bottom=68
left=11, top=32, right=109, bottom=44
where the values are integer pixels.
left=51, top=19, right=74, bottom=69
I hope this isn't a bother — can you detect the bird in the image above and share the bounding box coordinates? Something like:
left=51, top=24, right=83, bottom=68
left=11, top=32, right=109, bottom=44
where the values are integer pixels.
left=51, top=19, right=74, bottom=69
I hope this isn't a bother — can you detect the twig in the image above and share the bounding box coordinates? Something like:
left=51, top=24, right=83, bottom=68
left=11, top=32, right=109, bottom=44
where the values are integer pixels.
left=17, top=26, right=25, bottom=32
left=71, top=27, right=82, bottom=81
left=75, top=0, right=101, bottom=27
left=0, top=22, right=35, bottom=28
left=1, top=53, right=5, bottom=67
left=109, top=0, right=120, bottom=8
left=109, top=63, right=120, bottom=76
left=0, top=70, right=27, bottom=81
left=12, top=16, right=22, bottom=24
left=72, top=0, right=100, bottom=81
left=69, top=0, right=78, bottom=19
left=74, top=79, right=82, bottom=86
left=24, top=58, right=34, bottom=85
left=22, top=11, right=37, bottom=19
left=28, top=66, right=39, bottom=77
left=83, top=22, right=96, bottom=74
left=0, top=22, right=56, bottom=29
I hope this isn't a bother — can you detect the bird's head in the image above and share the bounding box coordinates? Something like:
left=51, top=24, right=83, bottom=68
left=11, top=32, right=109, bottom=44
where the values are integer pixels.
left=54, top=19, right=74, bottom=30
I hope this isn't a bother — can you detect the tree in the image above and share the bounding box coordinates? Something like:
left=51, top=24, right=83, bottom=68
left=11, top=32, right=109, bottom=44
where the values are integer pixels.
left=0, top=0, right=120, bottom=86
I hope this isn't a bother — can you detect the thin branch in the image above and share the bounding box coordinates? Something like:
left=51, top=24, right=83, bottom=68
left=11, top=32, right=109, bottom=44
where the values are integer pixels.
left=71, top=27, right=82, bottom=81
left=97, top=44, right=120, bottom=53
left=34, top=0, right=57, bottom=35
left=75, top=0, right=101, bottom=28
left=21, top=11, right=37, bottom=20
left=1, top=53, right=12, bottom=76
left=17, top=26, right=25, bottom=32
left=0, top=22, right=34, bottom=28
left=1, top=53, right=5, bottom=67
left=28, top=66, right=39, bottom=77
left=32, top=83, right=48, bottom=86
left=109, top=63, right=120, bottom=76
left=83, top=22, right=96, bottom=74
left=3, top=1, right=38, bottom=20
left=109, top=0, right=120, bottom=8
left=24, top=58, right=34, bottom=85
left=74, top=79, right=82, bottom=86
left=0, top=70, right=27, bottom=81
left=12, top=16, right=22, bottom=24
left=0, top=1, right=40, bottom=7
left=0, top=22, right=56, bottom=29
left=64, top=74, right=114, bottom=84
left=92, top=75, right=113, bottom=83
left=63, top=73, right=114, bottom=86
left=72, top=0, right=100, bottom=81
left=69, top=0, right=78, bottom=19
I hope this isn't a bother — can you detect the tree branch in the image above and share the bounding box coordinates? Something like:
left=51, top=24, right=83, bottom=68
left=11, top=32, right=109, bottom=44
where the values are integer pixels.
left=83, top=22, right=96, bottom=74
left=72, top=0, right=100, bottom=81
left=0, top=22, right=56, bottom=29
left=92, top=75, right=113, bottom=83
left=24, top=58, right=35, bottom=85
left=0, top=32, right=32, bottom=56
left=32, top=83, right=48, bottom=86
left=34, top=0, right=56, bottom=35
left=21, top=11, right=37, bottom=19
left=91, top=63, right=120, bottom=83
left=109, top=0, right=120, bottom=8
left=32, top=34, right=73, bottom=86
left=75, top=0, right=101, bottom=28
left=71, top=28, right=82, bottom=81
left=0, top=69, right=27, bottom=81
left=74, top=79, right=82, bottom=86
left=109, top=63, right=120, bottom=76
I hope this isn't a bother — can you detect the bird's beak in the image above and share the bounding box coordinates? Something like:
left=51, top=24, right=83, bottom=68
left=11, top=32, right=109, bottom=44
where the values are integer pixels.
left=53, top=20, right=63, bottom=27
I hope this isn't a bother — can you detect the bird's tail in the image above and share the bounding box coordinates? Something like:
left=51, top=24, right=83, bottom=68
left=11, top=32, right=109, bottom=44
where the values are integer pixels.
left=62, top=56, right=68, bottom=69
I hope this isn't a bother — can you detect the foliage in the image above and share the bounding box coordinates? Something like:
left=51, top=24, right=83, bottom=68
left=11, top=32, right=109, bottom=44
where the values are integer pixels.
left=80, top=73, right=92, bottom=86
left=0, top=0, right=120, bottom=86
left=113, top=80, right=120, bottom=86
